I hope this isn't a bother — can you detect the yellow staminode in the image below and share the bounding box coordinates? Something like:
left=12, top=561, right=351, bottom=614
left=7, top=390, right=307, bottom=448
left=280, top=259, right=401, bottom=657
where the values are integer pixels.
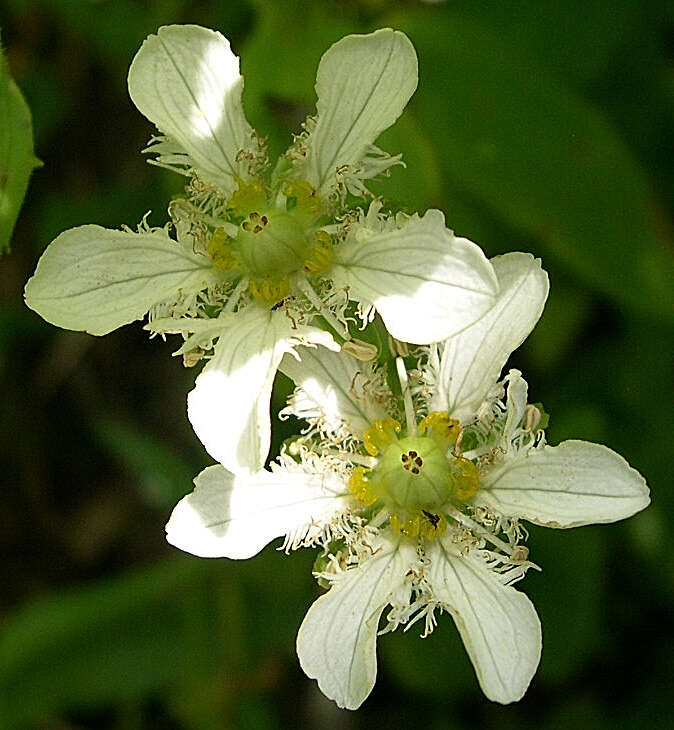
left=418, top=411, right=461, bottom=450
left=390, top=512, right=447, bottom=540
left=363, top=418, right=401, bottom=456
left=249, top=275, right=290, bottom=304
left=303, top=230, right=334, bottom=275
left=207, top=228, right=240, bottom=271
left=284, top=179, right=322, bottom=218
left=348, top=466, right=377, bottom=506
left=453, top=457, right=479, bottom=501
left=229, top=178, right=267, bottom=217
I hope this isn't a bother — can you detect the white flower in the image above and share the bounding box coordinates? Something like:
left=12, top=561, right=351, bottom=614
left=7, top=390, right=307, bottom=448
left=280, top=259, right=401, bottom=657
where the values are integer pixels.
left=24, top=25, right=499, bottom=474
left=165, top=252, right=650, bottom=708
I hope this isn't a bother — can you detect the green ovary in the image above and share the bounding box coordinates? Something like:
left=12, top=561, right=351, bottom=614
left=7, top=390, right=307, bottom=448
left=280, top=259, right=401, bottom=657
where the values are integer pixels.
left=377, top=437, right=452, bottom=512
left=236, top=210, right=310, bottom=278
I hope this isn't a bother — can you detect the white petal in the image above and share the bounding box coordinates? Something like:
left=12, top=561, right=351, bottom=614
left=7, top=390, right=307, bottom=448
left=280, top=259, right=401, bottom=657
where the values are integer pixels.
left=303, top=28, right=418, bottom=196
left=297, top=537, right=412, bottom=710
left=280, top=346, right=388, bottom=439
left=429, top=253, right=549, bottom=420
left=188, top=307, right=337, bottom=474
left=166, top=463, right=350, bottom=559
left=128, top=25, right=255, bottom=194
left=331, top=209, right=498, bottom=344
left=24, top=225, right=218, bottom=335
left=480, top=440, right=651, bottom=527
left=427, top=540, right=541, bottom=704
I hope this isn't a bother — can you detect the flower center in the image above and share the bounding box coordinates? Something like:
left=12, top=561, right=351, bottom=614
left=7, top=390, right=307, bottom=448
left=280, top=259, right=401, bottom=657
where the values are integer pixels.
left=378, top=436, right=452, bottom=511
left=236, top=209, right=310, bottom=278
left=206, top=179, right=334, bottom=305
left=349, top=414, right=481, bottom=540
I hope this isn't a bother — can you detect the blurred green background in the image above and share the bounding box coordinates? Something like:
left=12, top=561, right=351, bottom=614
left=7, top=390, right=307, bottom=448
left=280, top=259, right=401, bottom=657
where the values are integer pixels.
left=1, top=0, right=672, bottom=728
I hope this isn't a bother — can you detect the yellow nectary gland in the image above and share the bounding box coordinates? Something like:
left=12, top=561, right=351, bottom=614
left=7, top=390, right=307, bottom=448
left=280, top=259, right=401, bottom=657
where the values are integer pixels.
left=452, top=457, right=479, bottom=501
left=390, top=512, right=447, bottom=540
left=283, top=180, right=322, bottom=219
left=348, top=466, right=377, bottom=506
left=363, top=418, right=401, bottom=457
left=303, top=230, right=334, bottom=276
left=418, top=411, right=461, bottom=450
left=229, top=179, right=268, bottom=217
left=208, top=228, right=240, bottom=272
left=248, top=275, right=290, bottom=304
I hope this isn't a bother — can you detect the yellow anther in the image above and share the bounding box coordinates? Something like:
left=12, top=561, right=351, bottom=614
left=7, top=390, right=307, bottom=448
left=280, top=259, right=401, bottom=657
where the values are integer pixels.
left=229, top=178, right=267, bottom=217
left=418, top=411, right=461, bottom=450
left=248, top=275, right=290, bottom=304
left=283, top=179, right=322, bottom=218
left=452, top=457, right=479, bottom=501
left=363, top=418, right=401, bottom=457
left=207, top=228, right=240, bottom=271
left=348, top=467, right=377, bottom=506
left=303, top=230, right=334, bottom=275
left=342, top=339, right=378, bottom=361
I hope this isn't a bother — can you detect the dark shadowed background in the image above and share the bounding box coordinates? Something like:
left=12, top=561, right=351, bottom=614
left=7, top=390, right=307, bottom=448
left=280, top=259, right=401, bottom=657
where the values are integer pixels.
left=1, top=1, right=672, bottom=728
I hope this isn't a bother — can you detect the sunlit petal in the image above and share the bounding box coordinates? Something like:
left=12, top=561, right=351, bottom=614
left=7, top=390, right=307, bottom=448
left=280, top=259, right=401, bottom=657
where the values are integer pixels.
left=429, top=253, right=548, bottom=421
left=166, top=463, right=350, bottom=559
left=302, top=28, right=417, bottom=195
left=427, top=540, right=541, bottom=703
left=331, top=208, right=498, bottom=344
left=128, top=25, right=256, bottom=193
left=24, top=225, right=218, bottom=335
left=480, top=440, right=651, bottom=527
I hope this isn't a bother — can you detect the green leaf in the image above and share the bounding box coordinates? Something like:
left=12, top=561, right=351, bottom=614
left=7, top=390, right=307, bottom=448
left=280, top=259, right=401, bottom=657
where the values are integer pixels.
left=382, top=613, right=476, bottom=698
left=369, top=112, right=443, bottom=213
left=0, top=41, right=40, bottom=253
left=443, top=0, right=648, bottom=85
left=387, top=10, right=674, bottom=320
left=0, top=557, right=219, bottom=727
left=93, top=416, right=197, bottom=510
left=525, top=526, right=605, bottom=684
left=241, top=0, right=353, bottom=159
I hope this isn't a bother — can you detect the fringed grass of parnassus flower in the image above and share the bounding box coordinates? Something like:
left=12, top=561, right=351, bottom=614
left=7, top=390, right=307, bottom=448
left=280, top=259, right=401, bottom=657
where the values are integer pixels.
left=24, top=25, right=500, bottom=476
left=166, top=252, right=650, bottom=709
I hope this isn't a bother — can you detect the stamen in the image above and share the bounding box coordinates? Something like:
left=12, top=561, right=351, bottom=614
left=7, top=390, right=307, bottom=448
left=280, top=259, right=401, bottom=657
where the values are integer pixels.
left=295, top=274, right=350, bottom=340
left=444, top=505, right=521, bottom=559
left=342, top=339, right=377, bottom=361
left=319, top=449, right=377, bottom=468
left=396, top=357, right=417, bottom=436
left=224, top=277, right=250, bottom=314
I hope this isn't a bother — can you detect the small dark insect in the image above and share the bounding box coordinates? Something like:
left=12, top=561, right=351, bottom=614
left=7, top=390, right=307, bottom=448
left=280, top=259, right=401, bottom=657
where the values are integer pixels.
left=422, top=510, right=441, bottom=529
